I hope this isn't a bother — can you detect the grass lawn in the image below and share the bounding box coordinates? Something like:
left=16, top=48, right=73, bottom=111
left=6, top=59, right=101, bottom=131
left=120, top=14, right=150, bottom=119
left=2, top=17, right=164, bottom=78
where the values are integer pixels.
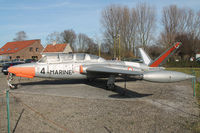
left=167, top=67, right=200, bottom=132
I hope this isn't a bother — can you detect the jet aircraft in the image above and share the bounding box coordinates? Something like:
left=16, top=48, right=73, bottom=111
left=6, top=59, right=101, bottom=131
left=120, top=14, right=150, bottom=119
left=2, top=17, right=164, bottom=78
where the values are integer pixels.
left=7, top=42, right=195, bottom=89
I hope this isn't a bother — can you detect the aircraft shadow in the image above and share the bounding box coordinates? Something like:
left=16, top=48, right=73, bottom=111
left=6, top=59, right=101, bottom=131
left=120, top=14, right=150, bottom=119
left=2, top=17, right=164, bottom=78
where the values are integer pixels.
left=19, top=79, right=152, bottom=99
left=85, top=79, right=152, bottom=99
left=19, top=79, right=86, bottom=85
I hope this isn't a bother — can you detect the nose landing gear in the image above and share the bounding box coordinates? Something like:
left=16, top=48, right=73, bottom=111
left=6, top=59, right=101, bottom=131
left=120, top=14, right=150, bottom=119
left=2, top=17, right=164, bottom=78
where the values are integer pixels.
left=7, top=73, right=17, bottom=89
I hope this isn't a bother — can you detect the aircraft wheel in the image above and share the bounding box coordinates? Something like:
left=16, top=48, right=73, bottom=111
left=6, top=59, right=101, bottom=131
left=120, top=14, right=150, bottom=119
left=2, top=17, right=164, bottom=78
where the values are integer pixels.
left=87, top=78, right=94, bottom=82
left=9, top=84, right=18, bottom=90
left=106, top=84, right=115, bottom=90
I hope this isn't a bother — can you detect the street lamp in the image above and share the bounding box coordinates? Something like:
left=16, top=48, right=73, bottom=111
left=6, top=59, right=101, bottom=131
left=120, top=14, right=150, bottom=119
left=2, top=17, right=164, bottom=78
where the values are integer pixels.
left=114, top=36, right=116, bottom=58
left=99, top=41, right=101, bottom=57
left=118, top=34, right=120, bottom=60
left=113, top=34, right=120, bottom=60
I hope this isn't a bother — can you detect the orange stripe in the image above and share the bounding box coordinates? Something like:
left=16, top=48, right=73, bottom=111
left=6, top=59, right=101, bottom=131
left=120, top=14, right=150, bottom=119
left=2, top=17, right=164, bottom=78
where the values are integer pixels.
left=80, top=65, right=83, bottom=73
left=8, top=67, right=35, bottom=78
left=16, top=74, right=34, bottom=78
left=150, top=42, right=181, bottom=67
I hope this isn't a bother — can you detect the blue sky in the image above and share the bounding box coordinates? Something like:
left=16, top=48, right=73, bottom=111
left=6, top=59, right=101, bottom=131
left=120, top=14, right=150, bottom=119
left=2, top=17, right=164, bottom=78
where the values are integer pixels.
left=0, top=0, right=199, bottom=47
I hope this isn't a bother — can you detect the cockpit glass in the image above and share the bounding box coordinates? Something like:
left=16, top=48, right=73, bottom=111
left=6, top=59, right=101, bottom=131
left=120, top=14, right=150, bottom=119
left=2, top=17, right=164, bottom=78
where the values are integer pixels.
left=60, top=54, right=73, bottom=61
left=76, top=53, right=85, bottom=60
left=47, top=55, right=60, bottom=62
left=38, top=56, right=47, bottom=63
left=90, top=55, right=99, bottom=60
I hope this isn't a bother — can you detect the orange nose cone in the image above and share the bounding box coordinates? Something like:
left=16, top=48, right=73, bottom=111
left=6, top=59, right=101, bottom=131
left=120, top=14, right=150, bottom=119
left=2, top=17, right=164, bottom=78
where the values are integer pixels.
left=8, top=67, right=35, bottom=78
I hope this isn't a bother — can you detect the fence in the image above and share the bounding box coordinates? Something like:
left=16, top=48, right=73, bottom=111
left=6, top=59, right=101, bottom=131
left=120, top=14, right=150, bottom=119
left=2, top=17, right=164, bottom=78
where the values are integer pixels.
left=0, top=90, right=74, bottom=133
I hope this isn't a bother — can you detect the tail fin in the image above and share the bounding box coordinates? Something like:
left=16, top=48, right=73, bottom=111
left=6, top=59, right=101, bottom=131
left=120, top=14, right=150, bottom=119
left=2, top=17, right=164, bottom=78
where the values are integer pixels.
left=139, top=42, right=182, bottom=67
left=149, top=42, right=182, bottom=67
left=139, top=48, right=152, bottom=65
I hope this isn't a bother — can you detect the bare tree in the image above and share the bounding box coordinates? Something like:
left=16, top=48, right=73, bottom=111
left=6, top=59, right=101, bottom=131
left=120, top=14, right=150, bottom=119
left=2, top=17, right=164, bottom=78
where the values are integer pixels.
left=159, top=5, right=200, bottom=62
left=135, top=3, right=156, bottom=49
left=174, top=33, right=200, bottom=61
left=162, top=5, right=179, bottom=46
left=46, top=32, right=63, bottom=44
left=146, top=45, right=163, bottom=59
left=77, top=33, right=98, bottom=54
left=101, top=5, right=140, bottom=58
left=119, top=7, right=138, bottom=57
left=160, top=5, right=200, bottom=57
left=13, top=31, right=27, bottom=41
left=101, top=4, right=156, bottom=58
left=77, top=33, right=89, bottom=52
left=195, top=11, right=200, bottom=39
left=87, top=41, right=98, bottom=54
left=61, top=29, right=77, bottom=51
left=161, top=5, right=196, bottom=47
left=101, top=5, right=121, bottom=57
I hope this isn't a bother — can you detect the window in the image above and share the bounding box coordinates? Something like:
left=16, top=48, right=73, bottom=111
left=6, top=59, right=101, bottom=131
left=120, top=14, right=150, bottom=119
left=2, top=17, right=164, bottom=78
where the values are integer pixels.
left=38, top=56, right=47, bottom=63
left=36, top=48, right=39, bottom=52
left=76, top=53, right=85, bottom=60
left=14, top=48, right=18, bottom=50
left=60, top=54, right=73, bottom=61
left=90, top=55, right=99, bottom=60
left=7, top=48, right=11, bottom=51
left=29, top=47, right=33, bottom=52
left=1, top=49, right=4, bottom=51
left=47, top=55, right=60, bottom=62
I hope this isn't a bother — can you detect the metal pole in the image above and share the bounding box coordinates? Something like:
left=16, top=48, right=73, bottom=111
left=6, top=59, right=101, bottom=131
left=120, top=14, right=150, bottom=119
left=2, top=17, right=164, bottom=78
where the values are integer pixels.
left=194, top=78, right=196, bottom=96
left=124, top=76, right=127, bottom=89
left=192, top=70, right=196, bottom=97
left=114, top=36, right=116, bottom=58
left=118, top=34, right=120, bottom=60
left=99, top=42, right=101, bottom=57
left=6, top=89, right=10, bottom=133
left=192, top=77, right=194, bottom=89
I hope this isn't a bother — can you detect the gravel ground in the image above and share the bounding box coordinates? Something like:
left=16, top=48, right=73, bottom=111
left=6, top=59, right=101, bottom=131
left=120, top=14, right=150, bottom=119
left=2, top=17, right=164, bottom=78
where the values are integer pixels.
left=0, top=72, right=199, bottom=133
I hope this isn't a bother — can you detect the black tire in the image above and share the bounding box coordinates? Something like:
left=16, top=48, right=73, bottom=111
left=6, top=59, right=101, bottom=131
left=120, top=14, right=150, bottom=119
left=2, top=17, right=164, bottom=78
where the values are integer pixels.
left=106, top=84, right=115, bottom=90
left=4, top=72, right=8, bottom=75
left=9, top=84, right=18, bottom=90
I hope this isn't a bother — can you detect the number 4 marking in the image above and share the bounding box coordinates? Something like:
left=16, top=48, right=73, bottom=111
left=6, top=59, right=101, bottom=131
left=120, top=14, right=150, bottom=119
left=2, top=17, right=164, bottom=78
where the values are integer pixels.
left=40, top=68, right=45, bottom=74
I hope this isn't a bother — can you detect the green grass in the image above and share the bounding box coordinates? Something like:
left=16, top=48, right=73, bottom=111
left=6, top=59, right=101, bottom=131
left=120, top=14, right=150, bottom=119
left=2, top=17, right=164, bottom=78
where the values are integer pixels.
left=166, top=67, right=200, bottom=75
left=166, top=68, right=200, bottom=102
left=167, top=67, right=200, bottom=132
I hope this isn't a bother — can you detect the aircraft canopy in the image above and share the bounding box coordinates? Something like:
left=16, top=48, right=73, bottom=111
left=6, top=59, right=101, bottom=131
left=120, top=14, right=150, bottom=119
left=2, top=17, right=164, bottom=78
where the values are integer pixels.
left=38, top=53, right=105, bottom=63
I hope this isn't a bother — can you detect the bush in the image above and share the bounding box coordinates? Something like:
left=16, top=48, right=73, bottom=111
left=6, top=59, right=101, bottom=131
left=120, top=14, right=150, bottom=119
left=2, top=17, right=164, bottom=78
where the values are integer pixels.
left=164, top=61, right=200, bottom=67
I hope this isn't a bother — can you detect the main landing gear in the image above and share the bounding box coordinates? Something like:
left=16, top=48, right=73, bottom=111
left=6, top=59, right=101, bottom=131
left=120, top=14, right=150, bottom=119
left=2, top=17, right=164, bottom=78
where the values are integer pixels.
left=106, top=75, right=116, bottom=90
left=7, top=73, right=18, bottom=89
left=106, top=75, right=127, bottom=96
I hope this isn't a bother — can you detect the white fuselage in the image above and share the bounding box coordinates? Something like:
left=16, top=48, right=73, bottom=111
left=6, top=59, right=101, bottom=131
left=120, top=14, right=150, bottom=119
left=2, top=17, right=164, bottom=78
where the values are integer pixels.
left=34, top=60, right=161, bottom=79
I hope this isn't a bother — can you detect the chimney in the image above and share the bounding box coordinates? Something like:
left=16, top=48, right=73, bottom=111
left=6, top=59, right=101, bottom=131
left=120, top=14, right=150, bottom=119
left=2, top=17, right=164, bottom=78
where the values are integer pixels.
left=53, top=41, right=56, bottom=45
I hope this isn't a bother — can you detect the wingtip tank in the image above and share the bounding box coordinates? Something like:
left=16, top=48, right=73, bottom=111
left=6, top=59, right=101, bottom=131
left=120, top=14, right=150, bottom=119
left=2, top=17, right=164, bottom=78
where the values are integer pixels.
left=143, top=71, right=195, bottom=83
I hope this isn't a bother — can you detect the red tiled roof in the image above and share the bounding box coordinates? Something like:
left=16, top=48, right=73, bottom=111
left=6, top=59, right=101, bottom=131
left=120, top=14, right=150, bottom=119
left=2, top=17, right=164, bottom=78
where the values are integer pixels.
left=43, top=43, right=67, bottom=52
left=0, top=39, right=40, bottom=55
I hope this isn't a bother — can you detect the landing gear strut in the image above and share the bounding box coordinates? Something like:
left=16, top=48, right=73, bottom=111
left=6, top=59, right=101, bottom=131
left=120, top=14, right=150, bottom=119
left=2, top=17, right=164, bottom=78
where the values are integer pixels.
left=7, top=73, right=17, bottom=89
left=107, top=75, right=115, bottom=90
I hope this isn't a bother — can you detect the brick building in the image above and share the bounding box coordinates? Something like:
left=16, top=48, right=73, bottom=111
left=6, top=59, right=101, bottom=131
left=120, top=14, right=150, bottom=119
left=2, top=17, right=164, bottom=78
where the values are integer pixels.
left=42, top=43, right=72, bottom=53
left=0, top=39, right=44, bottom=60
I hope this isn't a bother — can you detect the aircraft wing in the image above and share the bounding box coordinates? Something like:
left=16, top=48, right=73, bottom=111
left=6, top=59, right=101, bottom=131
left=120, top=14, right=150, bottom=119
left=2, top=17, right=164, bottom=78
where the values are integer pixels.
left=86, top=66, right=142, bottom=76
